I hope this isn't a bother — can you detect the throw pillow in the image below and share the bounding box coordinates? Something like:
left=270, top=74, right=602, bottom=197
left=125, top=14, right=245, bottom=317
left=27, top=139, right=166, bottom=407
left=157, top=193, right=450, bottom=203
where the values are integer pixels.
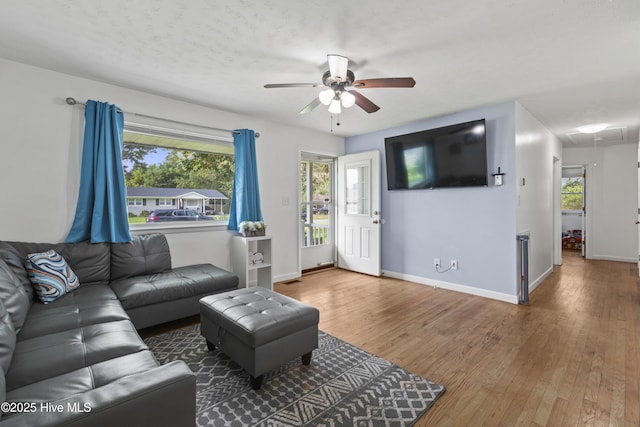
left=24, top=250, right=80, bottom=304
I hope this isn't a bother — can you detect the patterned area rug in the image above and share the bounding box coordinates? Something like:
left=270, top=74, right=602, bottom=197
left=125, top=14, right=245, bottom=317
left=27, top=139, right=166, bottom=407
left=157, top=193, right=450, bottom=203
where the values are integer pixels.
left=144, top=324, right=445, bottom=426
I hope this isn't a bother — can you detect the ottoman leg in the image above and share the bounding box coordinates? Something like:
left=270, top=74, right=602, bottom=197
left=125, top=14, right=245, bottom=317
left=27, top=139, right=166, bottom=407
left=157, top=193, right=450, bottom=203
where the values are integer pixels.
left=250, top=375, right=264, bottom=390
left=206, top=339, right=215, bottom=351
left=301, top=352, right=312, bottom=365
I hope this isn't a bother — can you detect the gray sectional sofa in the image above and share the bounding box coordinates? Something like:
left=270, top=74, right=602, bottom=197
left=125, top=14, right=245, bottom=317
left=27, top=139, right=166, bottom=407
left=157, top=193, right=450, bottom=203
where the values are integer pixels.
left=0, top=233, right=239, bottom=426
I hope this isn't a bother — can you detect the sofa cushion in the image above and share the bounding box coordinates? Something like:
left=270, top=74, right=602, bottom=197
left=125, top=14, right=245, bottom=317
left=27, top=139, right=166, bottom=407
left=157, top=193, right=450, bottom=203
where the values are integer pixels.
left=6, top=350, right=159, bottom=403
left=6, top=319, right=147, bottom=391
left=110, top=234, right=172, bottom=281
left=0, top=240, right=111, bottom=287
left=17, top=285, right=128, bottom=341
left=0, top=259, right=31, bottom=333
left=25, top=250, right=80, bottom=304
left=110, top=264, right=238, bottom=310
left=0, top=299, right=16, bottom=375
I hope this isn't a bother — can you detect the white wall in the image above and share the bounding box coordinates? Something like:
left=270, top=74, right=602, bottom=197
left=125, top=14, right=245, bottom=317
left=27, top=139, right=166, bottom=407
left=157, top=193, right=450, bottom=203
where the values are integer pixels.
left=345, top=102, right=519, bottom=303
left=561, top=213, right=583, bottom=232
left=514, top=102, right=563, bottom=291
left=0, top=59, right=344, bottom=280
left=563, top=142, right=638, bottom=262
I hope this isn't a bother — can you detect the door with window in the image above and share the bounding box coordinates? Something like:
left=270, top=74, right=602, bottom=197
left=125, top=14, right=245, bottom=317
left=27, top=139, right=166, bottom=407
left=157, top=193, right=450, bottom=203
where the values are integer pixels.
left=300, top=154, right=335, bottom=271
left=337, top=150, right=381, bottom=276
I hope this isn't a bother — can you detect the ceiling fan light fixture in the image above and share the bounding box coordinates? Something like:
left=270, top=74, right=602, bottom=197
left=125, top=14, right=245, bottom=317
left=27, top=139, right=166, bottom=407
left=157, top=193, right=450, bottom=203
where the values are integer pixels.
left=328, top=98, right=342, bottom=114
left=318, top=89, right=334, bottom=105
left=341, top=91, right=356, bottom=108
left=577, top=123, right=608, bottom=134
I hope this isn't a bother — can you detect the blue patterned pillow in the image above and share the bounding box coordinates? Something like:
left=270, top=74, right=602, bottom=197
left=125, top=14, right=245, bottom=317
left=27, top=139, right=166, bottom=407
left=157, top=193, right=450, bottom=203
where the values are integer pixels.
left=24, top=250, right=80, bottom=304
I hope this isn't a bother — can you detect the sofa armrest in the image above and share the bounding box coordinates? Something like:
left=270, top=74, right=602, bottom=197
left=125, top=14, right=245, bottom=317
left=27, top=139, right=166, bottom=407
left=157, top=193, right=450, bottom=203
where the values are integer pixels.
left=0, top=361, right=195, bottom=427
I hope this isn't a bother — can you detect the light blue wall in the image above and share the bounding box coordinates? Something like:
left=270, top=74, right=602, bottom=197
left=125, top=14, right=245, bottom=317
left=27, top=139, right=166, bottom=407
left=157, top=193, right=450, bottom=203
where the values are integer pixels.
left=346, top=102, right=518, bottom=299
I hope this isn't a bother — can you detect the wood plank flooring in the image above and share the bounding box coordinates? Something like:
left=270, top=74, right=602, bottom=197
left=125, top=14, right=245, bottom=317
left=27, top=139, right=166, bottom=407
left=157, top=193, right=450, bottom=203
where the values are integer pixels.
left=274, top=251, right=640, bottom=426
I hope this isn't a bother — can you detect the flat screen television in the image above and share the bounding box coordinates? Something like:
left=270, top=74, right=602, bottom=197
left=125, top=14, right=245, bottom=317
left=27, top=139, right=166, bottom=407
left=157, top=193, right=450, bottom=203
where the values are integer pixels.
left=384, top=119, right=488, bottom=190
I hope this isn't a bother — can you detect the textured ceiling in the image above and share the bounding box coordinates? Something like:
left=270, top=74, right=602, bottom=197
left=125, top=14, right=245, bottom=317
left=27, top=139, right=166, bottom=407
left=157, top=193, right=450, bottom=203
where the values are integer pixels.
left=0, top=0, right=639, bottom=144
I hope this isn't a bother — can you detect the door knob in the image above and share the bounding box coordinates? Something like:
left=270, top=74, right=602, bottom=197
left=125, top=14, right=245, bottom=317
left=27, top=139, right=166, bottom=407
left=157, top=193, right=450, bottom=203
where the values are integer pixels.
left=373, top=220, right=379, bottom=224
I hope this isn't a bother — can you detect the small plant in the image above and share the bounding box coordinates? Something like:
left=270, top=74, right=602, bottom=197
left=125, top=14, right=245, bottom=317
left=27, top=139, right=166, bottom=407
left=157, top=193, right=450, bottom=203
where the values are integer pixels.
left=239, top=221, right=267, bottom=236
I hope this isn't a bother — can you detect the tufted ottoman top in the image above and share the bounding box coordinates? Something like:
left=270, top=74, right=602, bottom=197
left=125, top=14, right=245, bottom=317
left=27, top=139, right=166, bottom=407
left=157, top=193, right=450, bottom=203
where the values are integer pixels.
left=199, top=288, right=319, bottom=347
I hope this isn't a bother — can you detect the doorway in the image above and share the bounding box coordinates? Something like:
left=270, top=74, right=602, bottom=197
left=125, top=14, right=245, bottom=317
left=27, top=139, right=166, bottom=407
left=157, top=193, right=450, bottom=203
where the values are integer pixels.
left=561, top=165, right=586, bottom=258
left=299, top=153, right=336, bottom=272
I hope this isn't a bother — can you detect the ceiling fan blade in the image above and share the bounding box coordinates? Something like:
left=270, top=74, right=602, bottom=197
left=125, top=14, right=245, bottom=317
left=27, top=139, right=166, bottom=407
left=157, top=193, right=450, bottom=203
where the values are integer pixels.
left=353, top=77, right=416, bottom=88
left=327, top=54, right=349, bottom=81
left=264, top=83, right=324, bottom=88
left=299, top=97, right=321, bottom=114
left=351, top=90, right=380, bottom=113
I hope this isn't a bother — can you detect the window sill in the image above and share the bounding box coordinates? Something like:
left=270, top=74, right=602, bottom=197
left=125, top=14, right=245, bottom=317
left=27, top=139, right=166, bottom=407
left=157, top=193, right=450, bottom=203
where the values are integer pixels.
left=130, top=221, right=230, bottom=235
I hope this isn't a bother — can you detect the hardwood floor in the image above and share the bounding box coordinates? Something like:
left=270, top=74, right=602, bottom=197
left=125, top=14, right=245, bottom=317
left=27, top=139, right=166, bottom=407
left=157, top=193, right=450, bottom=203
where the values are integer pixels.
left=274, top=251, right=640, bottom=426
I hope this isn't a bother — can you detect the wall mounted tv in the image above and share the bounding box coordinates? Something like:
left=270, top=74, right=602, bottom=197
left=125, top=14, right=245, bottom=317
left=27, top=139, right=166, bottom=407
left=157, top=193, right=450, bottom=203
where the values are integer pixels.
left=384, top=119, right=488, bottom=190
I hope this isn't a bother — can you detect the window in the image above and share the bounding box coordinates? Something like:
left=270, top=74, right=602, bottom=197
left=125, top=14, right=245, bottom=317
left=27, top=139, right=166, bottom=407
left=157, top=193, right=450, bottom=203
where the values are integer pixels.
left=122, top=121, right=234, bottom=225
left=561, top=177, right=583, bottom=210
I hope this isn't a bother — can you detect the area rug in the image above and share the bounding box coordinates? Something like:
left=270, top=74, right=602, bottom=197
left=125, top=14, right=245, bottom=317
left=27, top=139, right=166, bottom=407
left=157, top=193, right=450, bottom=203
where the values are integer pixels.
left=144, top=324, right=445, bottom=426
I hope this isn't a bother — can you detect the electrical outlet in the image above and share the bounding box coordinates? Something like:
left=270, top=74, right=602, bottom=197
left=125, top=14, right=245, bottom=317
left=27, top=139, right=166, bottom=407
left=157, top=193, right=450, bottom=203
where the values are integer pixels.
left=451, top=259, right=458, bottom=270
left=434, top=258, right=441, bottom=268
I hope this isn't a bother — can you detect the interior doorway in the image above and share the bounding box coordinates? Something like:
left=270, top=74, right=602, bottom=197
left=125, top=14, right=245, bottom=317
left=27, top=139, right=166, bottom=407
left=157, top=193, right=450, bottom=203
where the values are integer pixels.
left=299, top=152, right=336, bottom=272
left=561, top=165, right=586, bottom=258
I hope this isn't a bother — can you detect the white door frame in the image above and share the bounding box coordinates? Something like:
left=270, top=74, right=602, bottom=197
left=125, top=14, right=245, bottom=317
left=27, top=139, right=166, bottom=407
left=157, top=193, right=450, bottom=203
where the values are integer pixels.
left=297, top=148, right=339, bottom=277
left=553, top=156, right=562, bottom=265
left=561, top=164, right=588, bottom=259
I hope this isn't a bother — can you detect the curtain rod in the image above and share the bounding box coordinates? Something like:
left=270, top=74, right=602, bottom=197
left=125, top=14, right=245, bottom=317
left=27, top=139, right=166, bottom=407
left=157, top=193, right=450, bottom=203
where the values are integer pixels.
left=65, top=97, right=260, bottom=138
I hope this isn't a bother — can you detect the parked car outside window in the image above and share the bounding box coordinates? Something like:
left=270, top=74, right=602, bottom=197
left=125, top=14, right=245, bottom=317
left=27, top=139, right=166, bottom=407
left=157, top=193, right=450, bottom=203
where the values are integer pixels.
left=146, top=209, right=213, bottom=222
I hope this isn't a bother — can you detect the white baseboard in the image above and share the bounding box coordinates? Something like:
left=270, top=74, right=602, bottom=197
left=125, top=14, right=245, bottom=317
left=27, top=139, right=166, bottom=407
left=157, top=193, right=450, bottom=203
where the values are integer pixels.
left=529, top=266, right=553, bottom=293
left=382, top=270, right=518, bottom=304
left=590, top=255, right=636, bottom=263
left=274, top=272, right=300, bottom=283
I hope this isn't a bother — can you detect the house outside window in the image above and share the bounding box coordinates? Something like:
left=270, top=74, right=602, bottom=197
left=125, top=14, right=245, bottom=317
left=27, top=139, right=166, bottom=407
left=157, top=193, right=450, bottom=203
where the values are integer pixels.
left=122, top=120, right=234, bottom=225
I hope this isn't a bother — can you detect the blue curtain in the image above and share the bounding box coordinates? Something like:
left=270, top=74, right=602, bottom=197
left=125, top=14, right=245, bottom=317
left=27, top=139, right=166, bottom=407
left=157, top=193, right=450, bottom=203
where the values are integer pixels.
left=227, top=129, right=263, bottom=231
left=66, top=100, right=132, bottom=243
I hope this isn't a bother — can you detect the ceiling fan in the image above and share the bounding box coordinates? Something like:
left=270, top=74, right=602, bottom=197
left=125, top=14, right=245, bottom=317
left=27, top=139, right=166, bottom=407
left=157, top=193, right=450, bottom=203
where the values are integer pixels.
left=264, top=54, right=416, bottom=115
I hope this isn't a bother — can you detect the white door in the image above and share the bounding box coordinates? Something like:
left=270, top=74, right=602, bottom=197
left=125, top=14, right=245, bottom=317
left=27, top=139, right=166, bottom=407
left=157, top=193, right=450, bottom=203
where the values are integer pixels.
left=337, top=150, right=381, bottom=276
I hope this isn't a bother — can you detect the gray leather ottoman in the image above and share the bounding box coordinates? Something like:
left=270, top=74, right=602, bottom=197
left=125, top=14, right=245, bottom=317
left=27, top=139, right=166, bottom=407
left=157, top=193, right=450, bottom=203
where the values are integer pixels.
left=199, top=288, right=319, bottom=389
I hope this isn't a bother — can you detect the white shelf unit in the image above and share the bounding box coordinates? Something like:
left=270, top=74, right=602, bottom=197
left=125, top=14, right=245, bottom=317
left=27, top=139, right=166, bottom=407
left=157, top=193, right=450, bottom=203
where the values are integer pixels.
left=230, top=236, right=273, bottom=290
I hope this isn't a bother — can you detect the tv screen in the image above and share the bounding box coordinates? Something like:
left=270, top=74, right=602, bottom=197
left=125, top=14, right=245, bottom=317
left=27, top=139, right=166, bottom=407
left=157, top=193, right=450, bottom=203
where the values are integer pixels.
left=384, top=119, right=488, bottom=190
